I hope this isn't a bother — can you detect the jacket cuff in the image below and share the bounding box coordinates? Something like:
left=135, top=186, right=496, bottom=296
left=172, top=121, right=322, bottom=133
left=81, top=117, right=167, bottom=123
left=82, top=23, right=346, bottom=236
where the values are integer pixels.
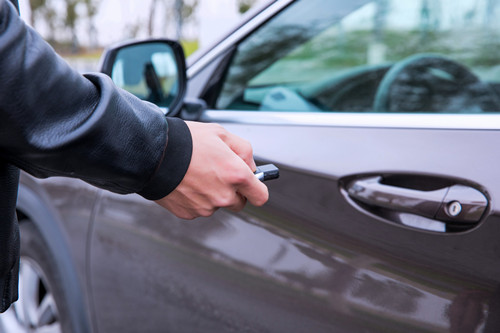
left=138, top=118, right=192, bottom=200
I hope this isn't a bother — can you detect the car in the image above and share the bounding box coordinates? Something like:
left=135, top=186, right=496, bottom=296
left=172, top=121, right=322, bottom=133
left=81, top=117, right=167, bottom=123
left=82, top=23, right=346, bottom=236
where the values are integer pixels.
left=2, top=0, right=500, bottom=331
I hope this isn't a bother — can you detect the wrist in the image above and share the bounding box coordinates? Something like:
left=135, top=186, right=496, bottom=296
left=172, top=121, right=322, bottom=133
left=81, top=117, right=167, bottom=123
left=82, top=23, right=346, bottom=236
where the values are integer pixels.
left=138, top=117, right=192, bottom=200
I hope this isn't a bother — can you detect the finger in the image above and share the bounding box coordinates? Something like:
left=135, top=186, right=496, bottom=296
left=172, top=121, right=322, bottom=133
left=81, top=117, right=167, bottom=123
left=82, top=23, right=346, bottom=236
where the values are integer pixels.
left=226, top=193, right=247, bottom=212
left=219, top=131, right=257, bottom=171
left=198, top=207, right=219, bottom=217
left=156, top=193, right=215, bottom=220
left=235, top=171, right=269, bottom=207
left=160, top=201, right=217, bottom=220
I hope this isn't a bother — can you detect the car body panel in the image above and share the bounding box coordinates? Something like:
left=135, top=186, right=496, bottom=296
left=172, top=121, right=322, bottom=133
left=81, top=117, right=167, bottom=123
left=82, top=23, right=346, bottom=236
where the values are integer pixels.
left=88, top=119, right=500, bottom=332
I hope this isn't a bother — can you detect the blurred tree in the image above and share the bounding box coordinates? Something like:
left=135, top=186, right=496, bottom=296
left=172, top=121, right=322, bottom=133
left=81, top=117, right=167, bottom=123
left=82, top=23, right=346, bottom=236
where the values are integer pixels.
left=174, top=0, right=183, bottom=39
left=174, top=0, right=198, bottom=40
left=28, top=0, right=45, bottom=26
left=237, top=0, right=257, bottom=14
left=28, top=0, right=57, bottom=41
left=149, top=0, right=198, bottom=40
left=373, top=0, right=388, bottom=42
left=43, top=6, right=57, bottom=42
left=419, top=0, right=431, bottom=42
left=485, top=0, right=499, bottom=28
left=63, top=0, right=80, bottom=52
left=83, top=0, right=100, bottom=49
left=126, top=22, right=142, bottom=39
left=148, top=0, right=159, bottom=36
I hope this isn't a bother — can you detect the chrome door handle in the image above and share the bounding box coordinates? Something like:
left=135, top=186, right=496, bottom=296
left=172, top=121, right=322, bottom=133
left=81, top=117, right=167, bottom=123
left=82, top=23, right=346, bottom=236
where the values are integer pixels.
left=346, top=176, right=488, bottom=223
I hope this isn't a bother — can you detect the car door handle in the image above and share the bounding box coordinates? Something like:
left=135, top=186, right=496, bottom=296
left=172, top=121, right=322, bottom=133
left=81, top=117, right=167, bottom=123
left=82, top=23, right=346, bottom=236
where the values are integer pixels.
left=346, top=176, right=488, bottom=224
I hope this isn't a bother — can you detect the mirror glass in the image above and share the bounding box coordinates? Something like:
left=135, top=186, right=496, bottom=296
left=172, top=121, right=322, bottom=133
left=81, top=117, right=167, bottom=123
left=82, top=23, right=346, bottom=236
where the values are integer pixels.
left=111, top=43, right=179, bottom=110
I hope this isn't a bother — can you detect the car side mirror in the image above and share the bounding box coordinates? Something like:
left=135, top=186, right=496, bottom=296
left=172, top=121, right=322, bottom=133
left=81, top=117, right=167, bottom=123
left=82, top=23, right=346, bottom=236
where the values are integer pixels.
left=99, top=39, right=187, bottom=116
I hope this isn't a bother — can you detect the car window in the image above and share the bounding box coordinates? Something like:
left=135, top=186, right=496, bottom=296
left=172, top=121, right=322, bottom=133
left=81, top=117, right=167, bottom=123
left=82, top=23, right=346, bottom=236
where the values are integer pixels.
left=216, top=0, right=500, bottom=113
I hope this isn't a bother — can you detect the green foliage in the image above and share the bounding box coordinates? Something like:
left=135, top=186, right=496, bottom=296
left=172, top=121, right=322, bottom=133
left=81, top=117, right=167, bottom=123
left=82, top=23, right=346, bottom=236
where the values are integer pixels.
left=281, top=27, right=500, bottom=72
left=83, top=0, right=99, bottom=17
left=181, top=39, right=199, bottom=57
left=28, top=0, right=50, bottom=27
left=180, top=0, right=198, bottom=21
left=63, top=0, right=78, bottom=29
left=237, top=0, right=257, bottom=14
left=29, top=0, right=46, bottom=12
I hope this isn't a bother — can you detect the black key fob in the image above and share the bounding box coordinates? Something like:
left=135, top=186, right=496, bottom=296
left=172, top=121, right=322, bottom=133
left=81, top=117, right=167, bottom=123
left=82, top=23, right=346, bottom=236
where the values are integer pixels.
left=254, top=164, right=279, bottom=182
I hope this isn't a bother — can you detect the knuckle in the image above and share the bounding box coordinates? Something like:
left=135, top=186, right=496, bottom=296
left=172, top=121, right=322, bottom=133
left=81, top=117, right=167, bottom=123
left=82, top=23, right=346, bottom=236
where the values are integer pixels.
left=222, top=161, right=249, bottom=185
left=200, top=208, right=216, bottom=217
left=241, top=140, right=254, bottom=159
left=229, top=200, right=246, bottom=212
left=214, top=193, right=236, bottom=208
left=229, top=172, right=248, bottom=186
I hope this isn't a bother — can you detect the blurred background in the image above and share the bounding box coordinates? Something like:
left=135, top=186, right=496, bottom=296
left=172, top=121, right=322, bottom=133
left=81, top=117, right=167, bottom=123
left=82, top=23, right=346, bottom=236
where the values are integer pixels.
left=18, top=0, right=268, bottom=71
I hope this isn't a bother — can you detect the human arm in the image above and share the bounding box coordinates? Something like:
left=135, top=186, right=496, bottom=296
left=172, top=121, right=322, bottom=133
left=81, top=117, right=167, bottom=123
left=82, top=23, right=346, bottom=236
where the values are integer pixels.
left=0, top=0, right=190, bottom=198
left=0, top=0, right=268, bottom=216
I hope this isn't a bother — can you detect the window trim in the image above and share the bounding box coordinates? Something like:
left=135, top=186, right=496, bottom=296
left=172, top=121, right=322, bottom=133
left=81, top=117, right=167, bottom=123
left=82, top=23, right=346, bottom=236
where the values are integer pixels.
left=200, top=110, right=500, bottom=130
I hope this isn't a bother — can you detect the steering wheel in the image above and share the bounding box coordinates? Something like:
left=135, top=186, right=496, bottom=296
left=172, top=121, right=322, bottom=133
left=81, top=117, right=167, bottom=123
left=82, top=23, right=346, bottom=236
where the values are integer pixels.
left=373, top=54, right=500, bottom=113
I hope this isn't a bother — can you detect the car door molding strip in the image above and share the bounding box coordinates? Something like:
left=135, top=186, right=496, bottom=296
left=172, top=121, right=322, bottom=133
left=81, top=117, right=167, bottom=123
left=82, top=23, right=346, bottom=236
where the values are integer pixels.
left=200, top=110, right=500, bottom=130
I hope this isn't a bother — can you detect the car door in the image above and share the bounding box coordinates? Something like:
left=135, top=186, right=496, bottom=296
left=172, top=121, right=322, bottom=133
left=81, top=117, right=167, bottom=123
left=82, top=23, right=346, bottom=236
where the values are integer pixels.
left=89, top=0, right=500, bottom=332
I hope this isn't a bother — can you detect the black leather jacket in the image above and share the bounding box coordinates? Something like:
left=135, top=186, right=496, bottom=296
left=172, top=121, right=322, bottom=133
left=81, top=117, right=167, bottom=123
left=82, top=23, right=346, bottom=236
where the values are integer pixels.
left=0, top=0, right=192, bottom=311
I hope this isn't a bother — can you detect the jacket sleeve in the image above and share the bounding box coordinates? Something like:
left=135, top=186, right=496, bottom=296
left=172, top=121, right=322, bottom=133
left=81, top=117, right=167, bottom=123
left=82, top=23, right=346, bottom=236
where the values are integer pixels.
left=0, top=0, right=192, bottom=200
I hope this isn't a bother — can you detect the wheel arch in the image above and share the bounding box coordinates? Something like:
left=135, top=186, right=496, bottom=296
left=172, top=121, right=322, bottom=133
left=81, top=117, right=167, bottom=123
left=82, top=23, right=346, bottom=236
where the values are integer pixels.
left=16, top=183, right=92, bottom=333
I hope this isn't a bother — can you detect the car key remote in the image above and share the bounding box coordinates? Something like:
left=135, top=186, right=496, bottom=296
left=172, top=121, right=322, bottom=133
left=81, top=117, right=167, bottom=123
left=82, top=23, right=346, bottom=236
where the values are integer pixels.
left=254, top=164, right=279, bottom=182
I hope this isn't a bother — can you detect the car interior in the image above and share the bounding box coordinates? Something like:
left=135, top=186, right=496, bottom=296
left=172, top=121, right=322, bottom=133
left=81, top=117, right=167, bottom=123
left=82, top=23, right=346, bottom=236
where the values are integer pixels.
left=216, top=0, right=500, bottom=114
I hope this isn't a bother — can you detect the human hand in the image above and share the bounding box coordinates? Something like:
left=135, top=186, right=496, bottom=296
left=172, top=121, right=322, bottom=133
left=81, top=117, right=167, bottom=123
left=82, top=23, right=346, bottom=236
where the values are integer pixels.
left=155, top=121, right=269, bottom=219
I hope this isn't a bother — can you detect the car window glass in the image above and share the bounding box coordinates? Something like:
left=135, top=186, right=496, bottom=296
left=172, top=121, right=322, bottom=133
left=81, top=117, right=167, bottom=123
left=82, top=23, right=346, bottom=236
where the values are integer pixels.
left=216, top=0, right=500, bottom=113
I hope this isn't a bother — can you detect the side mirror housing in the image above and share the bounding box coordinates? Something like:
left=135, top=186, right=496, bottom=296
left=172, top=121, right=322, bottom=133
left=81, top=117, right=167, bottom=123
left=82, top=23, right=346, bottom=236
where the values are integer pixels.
left=99, top=39, right=187, bottom=116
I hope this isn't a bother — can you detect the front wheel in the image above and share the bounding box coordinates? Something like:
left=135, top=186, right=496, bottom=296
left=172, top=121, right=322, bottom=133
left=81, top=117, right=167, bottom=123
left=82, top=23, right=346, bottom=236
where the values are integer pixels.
left=0, top=221, right=67, bottom=333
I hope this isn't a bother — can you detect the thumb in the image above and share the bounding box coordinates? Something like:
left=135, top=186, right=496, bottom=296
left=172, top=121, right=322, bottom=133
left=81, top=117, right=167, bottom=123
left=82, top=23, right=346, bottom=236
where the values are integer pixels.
left=236, top=169, right=269, bottom=207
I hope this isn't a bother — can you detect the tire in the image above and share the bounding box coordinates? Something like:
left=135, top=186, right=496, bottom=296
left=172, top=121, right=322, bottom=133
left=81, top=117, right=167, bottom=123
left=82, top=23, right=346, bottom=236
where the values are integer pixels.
left=0, top=221, right=73, bottom=333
